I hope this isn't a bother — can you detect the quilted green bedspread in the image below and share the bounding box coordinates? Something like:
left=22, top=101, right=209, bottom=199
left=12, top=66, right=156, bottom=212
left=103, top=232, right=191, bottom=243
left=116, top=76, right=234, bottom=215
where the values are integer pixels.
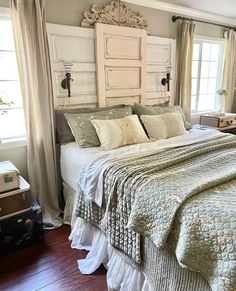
left=77, top=135, right=236, bottom=291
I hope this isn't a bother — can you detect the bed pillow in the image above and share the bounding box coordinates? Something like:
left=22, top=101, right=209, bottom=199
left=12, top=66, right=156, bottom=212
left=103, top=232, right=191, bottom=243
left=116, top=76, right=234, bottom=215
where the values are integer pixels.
left=64, top=106, right=132, bottom=148
left=133, top=102, right=191, bottom=130
left=55, top=105, right=126, bottom=144
left=91, top=115, right=149, bottom=150
left=141, top=111, right=187, bottom=140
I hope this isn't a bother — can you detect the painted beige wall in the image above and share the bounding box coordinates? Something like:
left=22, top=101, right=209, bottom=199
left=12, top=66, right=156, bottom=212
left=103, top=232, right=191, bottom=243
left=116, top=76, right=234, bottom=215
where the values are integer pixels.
left=45, top=0, right=224, bottom=38
left=0, top=0, right=9, bottom=7
left=0, top=146, right=28, bottom=180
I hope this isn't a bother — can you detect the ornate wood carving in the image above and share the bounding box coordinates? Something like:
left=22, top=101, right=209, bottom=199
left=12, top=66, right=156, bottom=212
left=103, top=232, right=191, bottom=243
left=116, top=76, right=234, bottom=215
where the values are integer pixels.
left=81, top=0, right=150, bottom=34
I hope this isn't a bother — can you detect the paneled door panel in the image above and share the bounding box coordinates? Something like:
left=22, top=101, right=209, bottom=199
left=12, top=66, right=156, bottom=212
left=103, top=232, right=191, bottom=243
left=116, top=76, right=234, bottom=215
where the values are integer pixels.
left=96, top=23, right=147, bottom=107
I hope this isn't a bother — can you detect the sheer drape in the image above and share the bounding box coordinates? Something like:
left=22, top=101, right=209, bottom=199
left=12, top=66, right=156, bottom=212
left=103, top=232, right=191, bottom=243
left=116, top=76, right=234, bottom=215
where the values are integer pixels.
left=222, top=29, right=236, bottom=112
left=175, top=20, right=195, bottom=121
left=10, top=0, right=62, bottom=228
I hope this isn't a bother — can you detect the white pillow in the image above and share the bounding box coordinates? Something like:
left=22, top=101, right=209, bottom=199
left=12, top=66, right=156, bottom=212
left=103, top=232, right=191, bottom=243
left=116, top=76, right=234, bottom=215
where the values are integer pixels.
left=141, top=111, right=187, bottom=140
left=91, top=115, right=149, bottom=150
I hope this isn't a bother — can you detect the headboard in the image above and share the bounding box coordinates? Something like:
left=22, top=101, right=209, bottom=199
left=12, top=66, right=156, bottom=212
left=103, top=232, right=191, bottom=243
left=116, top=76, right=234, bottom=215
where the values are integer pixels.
left=47, top=23, right=175, bottom=109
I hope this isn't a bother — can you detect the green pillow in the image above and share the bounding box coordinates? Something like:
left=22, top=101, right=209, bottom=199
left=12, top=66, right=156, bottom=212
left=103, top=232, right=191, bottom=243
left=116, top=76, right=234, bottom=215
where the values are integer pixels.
left=133, top=103, right=191, bottom=130
left=65, top=106, right=133, bottom=147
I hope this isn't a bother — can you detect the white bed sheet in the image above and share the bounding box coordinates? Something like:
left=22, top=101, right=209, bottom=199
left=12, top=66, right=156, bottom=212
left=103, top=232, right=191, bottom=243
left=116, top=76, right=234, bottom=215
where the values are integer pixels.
left=61, top=128, right=225, bottom=204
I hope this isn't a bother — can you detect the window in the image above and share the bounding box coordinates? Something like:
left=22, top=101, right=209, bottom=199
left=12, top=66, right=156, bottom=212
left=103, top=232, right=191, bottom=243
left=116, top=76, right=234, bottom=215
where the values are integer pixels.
left=191, top=38, right=224, bottom=114
left=0, top=12, right=26, bottom=141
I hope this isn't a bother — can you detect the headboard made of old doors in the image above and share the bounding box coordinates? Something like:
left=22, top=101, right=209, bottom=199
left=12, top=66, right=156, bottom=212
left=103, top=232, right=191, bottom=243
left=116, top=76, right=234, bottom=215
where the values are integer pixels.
left=47, top=23, right=175, bottom=108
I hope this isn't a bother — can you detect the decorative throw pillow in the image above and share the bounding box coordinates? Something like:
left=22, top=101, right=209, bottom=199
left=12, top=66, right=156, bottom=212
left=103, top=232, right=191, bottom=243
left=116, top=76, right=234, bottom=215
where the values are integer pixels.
left=91, top=115, right=149, bottom=150
left=64, top=106, right=132, bottom=148
left=140, top=115, right=168, bottom=140
left=141, top=111, right=187, bottom=140
left=133, top=102, right=191, bottom=130
left=55, top=105, right=126, bottom=144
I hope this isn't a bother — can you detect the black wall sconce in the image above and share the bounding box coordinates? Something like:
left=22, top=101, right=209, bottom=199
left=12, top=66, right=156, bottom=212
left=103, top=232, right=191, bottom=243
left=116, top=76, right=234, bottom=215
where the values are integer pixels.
left=61, top=63, right=73, bottom=97
left=161, top=73, right=171, bottom=92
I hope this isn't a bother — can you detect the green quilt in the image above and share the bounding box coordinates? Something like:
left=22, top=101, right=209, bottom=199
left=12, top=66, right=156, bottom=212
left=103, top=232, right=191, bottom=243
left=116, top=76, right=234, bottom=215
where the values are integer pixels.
left=76, top=135, right=236, bottom=291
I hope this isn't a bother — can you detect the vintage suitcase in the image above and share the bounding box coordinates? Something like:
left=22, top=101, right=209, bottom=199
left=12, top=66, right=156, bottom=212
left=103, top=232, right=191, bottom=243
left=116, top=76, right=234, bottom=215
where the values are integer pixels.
left=0, top=201, right=43, bottom=256
left=0, top=161, right=19, bottom=193
left=200, top=113, right=236, bottom=128
left=0, top=176, right=31, bottom=219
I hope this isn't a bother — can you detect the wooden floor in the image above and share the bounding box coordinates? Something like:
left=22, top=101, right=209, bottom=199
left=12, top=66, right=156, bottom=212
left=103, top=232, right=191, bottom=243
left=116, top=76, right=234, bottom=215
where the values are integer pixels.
left=0, top=225, right=107, bottom=291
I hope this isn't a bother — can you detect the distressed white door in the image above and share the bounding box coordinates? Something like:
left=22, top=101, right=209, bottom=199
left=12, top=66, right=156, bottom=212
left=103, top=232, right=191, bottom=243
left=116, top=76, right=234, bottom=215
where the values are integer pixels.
left=95, top=23, right=147, bottom=107
left=47, top=23, right=97, bottom=108
left=146, top=36, right=175, bottom=105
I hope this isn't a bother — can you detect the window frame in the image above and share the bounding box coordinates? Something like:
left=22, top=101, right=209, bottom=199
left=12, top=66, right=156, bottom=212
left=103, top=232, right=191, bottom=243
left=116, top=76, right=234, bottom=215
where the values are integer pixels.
left=0, top=7, right=26, bottom=147
left=191, top=35, right=225, bottom=116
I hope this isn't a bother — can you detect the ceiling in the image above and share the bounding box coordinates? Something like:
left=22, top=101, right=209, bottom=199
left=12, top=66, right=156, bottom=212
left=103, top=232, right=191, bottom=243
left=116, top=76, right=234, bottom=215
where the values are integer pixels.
left=162, top=0, right=236, bottom=18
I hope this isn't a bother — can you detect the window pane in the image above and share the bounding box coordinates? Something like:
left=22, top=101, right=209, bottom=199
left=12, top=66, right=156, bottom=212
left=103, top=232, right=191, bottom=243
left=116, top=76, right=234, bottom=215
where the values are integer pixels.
left=210, top=44, right=220, bottom=61
left=192, top=61, right=199, bottom=78
left=200, top=78, right=208, bottom=94
left=0, top=81, right=23, bottom=108
left=193, top=44, right=200, bottom=60
left=198, top=94, right=215, bottom=111
left=0, top=20, right=15, bottom=51
left=0, top=52, right=19, bottom=80
left=192, top=39, right=223, bottom=113
left=191, top=95, right=197, bottom=111
left=208, top=78, right=217, bottom=94
left=202, top=43, right=211, bottom=61
left=209, top=62, right=218, bottom=78
left=0, top=108, right=26, bottom=139
left=191, top=79, right=198, bottom=95
left=200, top=62, right=209, bottom=78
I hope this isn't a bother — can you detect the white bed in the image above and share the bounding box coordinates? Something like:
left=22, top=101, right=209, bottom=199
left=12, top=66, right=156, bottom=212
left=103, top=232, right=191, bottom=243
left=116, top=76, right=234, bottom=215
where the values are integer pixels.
left=60, top=128, right=224, bottom=291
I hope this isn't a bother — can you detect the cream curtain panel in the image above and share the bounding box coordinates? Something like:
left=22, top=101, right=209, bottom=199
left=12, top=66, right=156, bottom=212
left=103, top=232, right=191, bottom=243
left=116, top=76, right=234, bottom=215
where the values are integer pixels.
left=10, top=0, right=62, bottom=228
left=222, top=29, right=236, bottom=112
left=175, top=20, right=196, bottom=121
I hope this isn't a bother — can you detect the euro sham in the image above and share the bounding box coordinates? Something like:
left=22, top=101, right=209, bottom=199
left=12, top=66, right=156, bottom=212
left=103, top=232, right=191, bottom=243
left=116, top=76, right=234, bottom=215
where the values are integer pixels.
left=64, top=106, right=132, bottom=148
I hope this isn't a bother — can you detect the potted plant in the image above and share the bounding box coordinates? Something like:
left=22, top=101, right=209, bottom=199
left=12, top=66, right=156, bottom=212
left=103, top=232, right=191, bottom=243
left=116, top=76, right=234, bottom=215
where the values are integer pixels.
left=0, top=97, right=13, bottom=114
left=216, top=88, right=228, bottom=112
left=0, top=97, right=13, bottom=144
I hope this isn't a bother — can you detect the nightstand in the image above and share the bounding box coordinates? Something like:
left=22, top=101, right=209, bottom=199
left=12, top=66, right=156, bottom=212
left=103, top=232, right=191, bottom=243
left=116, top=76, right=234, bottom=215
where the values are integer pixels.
left=194, top=124, right=236, bottom=135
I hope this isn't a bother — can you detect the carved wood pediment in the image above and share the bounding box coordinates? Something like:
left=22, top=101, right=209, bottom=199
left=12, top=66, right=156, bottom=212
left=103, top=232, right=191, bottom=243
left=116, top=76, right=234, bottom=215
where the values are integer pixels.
left=81, top=0, right=150, bottom=34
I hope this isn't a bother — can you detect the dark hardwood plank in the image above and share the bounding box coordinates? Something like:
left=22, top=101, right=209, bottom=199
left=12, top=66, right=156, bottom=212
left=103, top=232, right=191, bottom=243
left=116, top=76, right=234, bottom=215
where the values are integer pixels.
left=0, top=225, right=107, bottom=291
left=38, top=269, right=108, bottom=291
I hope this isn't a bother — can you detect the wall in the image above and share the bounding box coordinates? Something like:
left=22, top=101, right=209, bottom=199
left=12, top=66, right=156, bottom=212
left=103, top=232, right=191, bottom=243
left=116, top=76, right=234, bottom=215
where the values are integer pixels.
left=45, top=0, right=225, bottom=38
left=0, top=0, right=8, bottom=7
left=0, top=145, right=28, bottom=180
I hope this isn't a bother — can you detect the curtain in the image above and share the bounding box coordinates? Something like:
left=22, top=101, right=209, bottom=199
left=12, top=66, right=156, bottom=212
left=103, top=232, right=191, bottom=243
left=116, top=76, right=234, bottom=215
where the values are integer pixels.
left=175, top=20, right=195, bottom=121
left=10, top=0, right=63, bottom=228
left=222, top=29, right=236, bottom=113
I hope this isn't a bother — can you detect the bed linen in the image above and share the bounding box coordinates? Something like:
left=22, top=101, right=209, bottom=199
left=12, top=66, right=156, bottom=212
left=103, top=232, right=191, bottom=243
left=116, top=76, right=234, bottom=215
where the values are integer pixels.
left=74, top=130, right=236, bottom=291
left=69, top=216, right=210, bottom=291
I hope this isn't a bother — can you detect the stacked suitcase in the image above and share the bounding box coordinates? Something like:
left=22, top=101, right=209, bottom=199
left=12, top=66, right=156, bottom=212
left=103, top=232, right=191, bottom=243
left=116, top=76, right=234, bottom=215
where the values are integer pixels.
left=0, top=161, right=43, bottom=256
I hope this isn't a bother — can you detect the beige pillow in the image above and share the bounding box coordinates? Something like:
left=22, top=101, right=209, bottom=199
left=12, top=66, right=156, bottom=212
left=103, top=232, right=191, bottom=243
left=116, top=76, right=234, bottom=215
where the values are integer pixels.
left=91, top=115, right=149, bottom=150
left=141, top=111, right=187, bottom=140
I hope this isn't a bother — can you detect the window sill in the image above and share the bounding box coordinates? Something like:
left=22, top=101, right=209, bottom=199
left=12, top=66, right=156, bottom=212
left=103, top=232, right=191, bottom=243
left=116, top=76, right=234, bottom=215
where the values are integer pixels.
left=0, top=137, right=27, bottom=151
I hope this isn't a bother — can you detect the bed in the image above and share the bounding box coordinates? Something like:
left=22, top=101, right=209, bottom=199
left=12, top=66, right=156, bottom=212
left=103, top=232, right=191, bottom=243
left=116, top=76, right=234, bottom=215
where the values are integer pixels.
left=59, top=124, right=236, bottom=291
left=48, top=12, right=236, bottom=291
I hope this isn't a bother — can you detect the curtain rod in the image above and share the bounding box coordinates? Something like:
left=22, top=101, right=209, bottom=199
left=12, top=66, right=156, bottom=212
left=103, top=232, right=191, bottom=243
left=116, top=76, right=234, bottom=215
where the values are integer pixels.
left=172, top=15, right=236, bottom=31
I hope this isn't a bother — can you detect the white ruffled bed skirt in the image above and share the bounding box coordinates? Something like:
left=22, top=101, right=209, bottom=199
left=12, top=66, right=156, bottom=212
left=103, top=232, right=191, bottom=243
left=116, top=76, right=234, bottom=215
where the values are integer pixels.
left=69, top=217, right=153, bottom=291
left=64, top=182, right=210, bottom=291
